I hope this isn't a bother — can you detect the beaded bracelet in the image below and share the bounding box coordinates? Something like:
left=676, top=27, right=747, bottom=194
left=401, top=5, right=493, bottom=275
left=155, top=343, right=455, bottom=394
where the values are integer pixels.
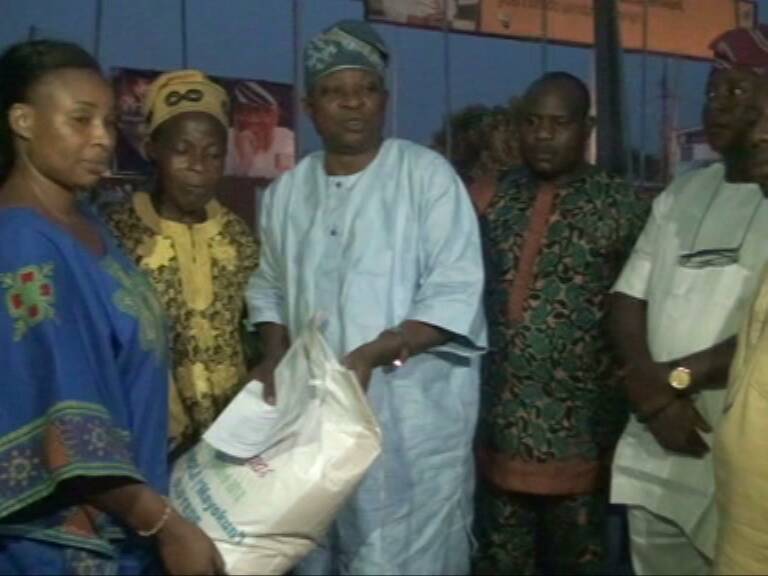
left=137, top=497, right=172, bottom=538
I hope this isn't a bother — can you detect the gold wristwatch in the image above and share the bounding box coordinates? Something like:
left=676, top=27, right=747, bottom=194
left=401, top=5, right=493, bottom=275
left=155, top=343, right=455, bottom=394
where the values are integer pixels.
left=668, top=366, right=692, bottom=391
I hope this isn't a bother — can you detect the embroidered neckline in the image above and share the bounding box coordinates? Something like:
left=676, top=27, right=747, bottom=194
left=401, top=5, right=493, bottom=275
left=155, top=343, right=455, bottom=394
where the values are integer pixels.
left=133, top=192, right=221, bottom=311
left=132, top=192, right=222, bottom=237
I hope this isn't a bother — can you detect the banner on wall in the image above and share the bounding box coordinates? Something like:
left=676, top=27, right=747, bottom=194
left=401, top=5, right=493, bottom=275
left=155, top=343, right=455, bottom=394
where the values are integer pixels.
left=365, top=0, right=758, bottom=60
left=112, top=68, right=296, bottom=180
left=365, top=0, right=481, bottom=31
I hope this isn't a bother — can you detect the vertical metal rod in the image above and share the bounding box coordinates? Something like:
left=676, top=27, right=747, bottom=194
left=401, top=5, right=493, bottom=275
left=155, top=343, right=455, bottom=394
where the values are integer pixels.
left=292, top=0, right=303, bottom=159
left=659, top=57, right=670, bottom=182
left=93, top=0, right=103, bottom=60
left=389, top=34, right=398, bottom=138
left=541, top=0, right=549, bottom=72
left=443, top=0, right=453, bottom=160
left=671, top=56, right=681, bottom=176
left=594, top=0, right=628, bottom=175
left=180, top=0, right=188, bottom=67
left=639, top=0, right=649, bottom=184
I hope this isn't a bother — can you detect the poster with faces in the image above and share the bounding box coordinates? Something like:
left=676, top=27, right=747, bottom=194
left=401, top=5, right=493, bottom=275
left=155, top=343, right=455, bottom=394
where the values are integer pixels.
left=366, top=0, right=480, bottom=32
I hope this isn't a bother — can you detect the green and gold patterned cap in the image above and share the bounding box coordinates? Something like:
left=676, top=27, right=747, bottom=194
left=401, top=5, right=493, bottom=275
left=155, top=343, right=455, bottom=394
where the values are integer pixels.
left=304, top=19, right=389, bottom=90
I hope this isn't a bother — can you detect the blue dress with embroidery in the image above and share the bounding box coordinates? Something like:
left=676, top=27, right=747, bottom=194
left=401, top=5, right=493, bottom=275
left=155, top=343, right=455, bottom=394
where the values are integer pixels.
left=0, top=207, right=169, bottom=574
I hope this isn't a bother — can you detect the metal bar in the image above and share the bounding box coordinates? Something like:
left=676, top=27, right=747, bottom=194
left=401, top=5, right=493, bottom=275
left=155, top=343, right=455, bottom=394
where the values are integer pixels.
left=661, top=55, right=681, bottom=179
left=292, top=0, right=303, bottom=159
left=541, top=0, right=549, bottom=72
left=389, top=33, right=398, bottom=138
left=593, top=0, right=628, bottom=176
left=93, top=0, right=103, bottom=60
left=639, top=0, right=649, bottom=184
left=180, top=0, right=188, bottom=68
left=659, top=57, right=669, bottom=182
left=443, top=0, right=453, bottom=161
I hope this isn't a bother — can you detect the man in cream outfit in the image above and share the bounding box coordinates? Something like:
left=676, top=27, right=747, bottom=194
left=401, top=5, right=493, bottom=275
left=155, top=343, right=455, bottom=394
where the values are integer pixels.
left=609, top=25, right=768, bottom=575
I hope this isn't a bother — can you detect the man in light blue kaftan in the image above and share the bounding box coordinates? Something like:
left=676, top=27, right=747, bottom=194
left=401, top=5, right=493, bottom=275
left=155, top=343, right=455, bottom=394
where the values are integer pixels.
left=246, top=20, right=486, bottom=576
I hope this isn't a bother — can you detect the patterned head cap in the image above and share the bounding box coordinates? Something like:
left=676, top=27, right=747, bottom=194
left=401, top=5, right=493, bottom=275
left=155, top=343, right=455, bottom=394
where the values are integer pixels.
left=304, top=19, right=389, bottom=90
left=232, top=80, right=277, bottom=107
left=710, top=25, right=768, bottom=74
left=143, top=69, right=230, bottom=134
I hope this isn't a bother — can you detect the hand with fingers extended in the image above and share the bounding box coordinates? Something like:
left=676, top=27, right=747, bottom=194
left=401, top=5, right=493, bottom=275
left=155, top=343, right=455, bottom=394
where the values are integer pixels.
left=645, top=396, right=712, bottom=457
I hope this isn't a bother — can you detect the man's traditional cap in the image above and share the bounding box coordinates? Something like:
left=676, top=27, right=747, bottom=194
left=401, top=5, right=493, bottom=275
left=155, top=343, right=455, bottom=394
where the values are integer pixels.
left=143, top=69, right=229, bottom=134
left=710, top=25, right=768, bottom=74
left=304, top=19, right=389, bottom=89
left=233, top=80, right=277, bottom=107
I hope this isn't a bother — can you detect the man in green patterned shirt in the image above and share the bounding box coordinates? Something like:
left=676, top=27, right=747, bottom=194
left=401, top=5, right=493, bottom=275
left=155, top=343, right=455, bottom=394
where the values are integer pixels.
left=474, top=72, right=649, bottom=575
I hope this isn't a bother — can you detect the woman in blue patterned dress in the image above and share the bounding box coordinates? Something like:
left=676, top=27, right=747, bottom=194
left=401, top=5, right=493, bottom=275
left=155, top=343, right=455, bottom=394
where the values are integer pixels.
left=0, top=39, right=223, bottom=575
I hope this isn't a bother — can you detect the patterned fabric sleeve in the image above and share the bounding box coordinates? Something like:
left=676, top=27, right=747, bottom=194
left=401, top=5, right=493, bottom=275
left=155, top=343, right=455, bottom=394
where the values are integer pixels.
left=224, top=208, right=260, bottom=274
left=0, top=225, right=142, bottom=521
left=223, top=210, right=262, bottom=368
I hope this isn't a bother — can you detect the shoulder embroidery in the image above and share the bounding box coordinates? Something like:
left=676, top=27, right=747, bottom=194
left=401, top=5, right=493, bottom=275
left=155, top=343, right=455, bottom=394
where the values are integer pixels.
left=0, top=263, right=56, bottom=341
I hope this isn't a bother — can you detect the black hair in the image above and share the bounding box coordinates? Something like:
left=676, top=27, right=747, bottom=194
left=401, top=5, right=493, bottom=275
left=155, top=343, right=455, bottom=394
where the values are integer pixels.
left=0, top=39, right=101, bottom=183
left=526, top=71, right=591, bottom=119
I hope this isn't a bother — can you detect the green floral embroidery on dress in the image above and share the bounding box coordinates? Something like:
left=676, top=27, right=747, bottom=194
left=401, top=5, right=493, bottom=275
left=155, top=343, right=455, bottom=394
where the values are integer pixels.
left=0, top=263, right=56, bottom=341
left=102, top=257, right=167, bottom=359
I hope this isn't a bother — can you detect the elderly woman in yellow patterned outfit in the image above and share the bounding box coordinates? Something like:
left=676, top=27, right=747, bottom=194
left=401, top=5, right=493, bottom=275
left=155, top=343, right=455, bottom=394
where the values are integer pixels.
left=105, top=70, right=259, bottom=457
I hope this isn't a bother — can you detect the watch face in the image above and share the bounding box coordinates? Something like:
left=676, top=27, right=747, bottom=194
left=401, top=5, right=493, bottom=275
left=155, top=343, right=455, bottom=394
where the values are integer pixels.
left=669, top=367, right=692, bottom=390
